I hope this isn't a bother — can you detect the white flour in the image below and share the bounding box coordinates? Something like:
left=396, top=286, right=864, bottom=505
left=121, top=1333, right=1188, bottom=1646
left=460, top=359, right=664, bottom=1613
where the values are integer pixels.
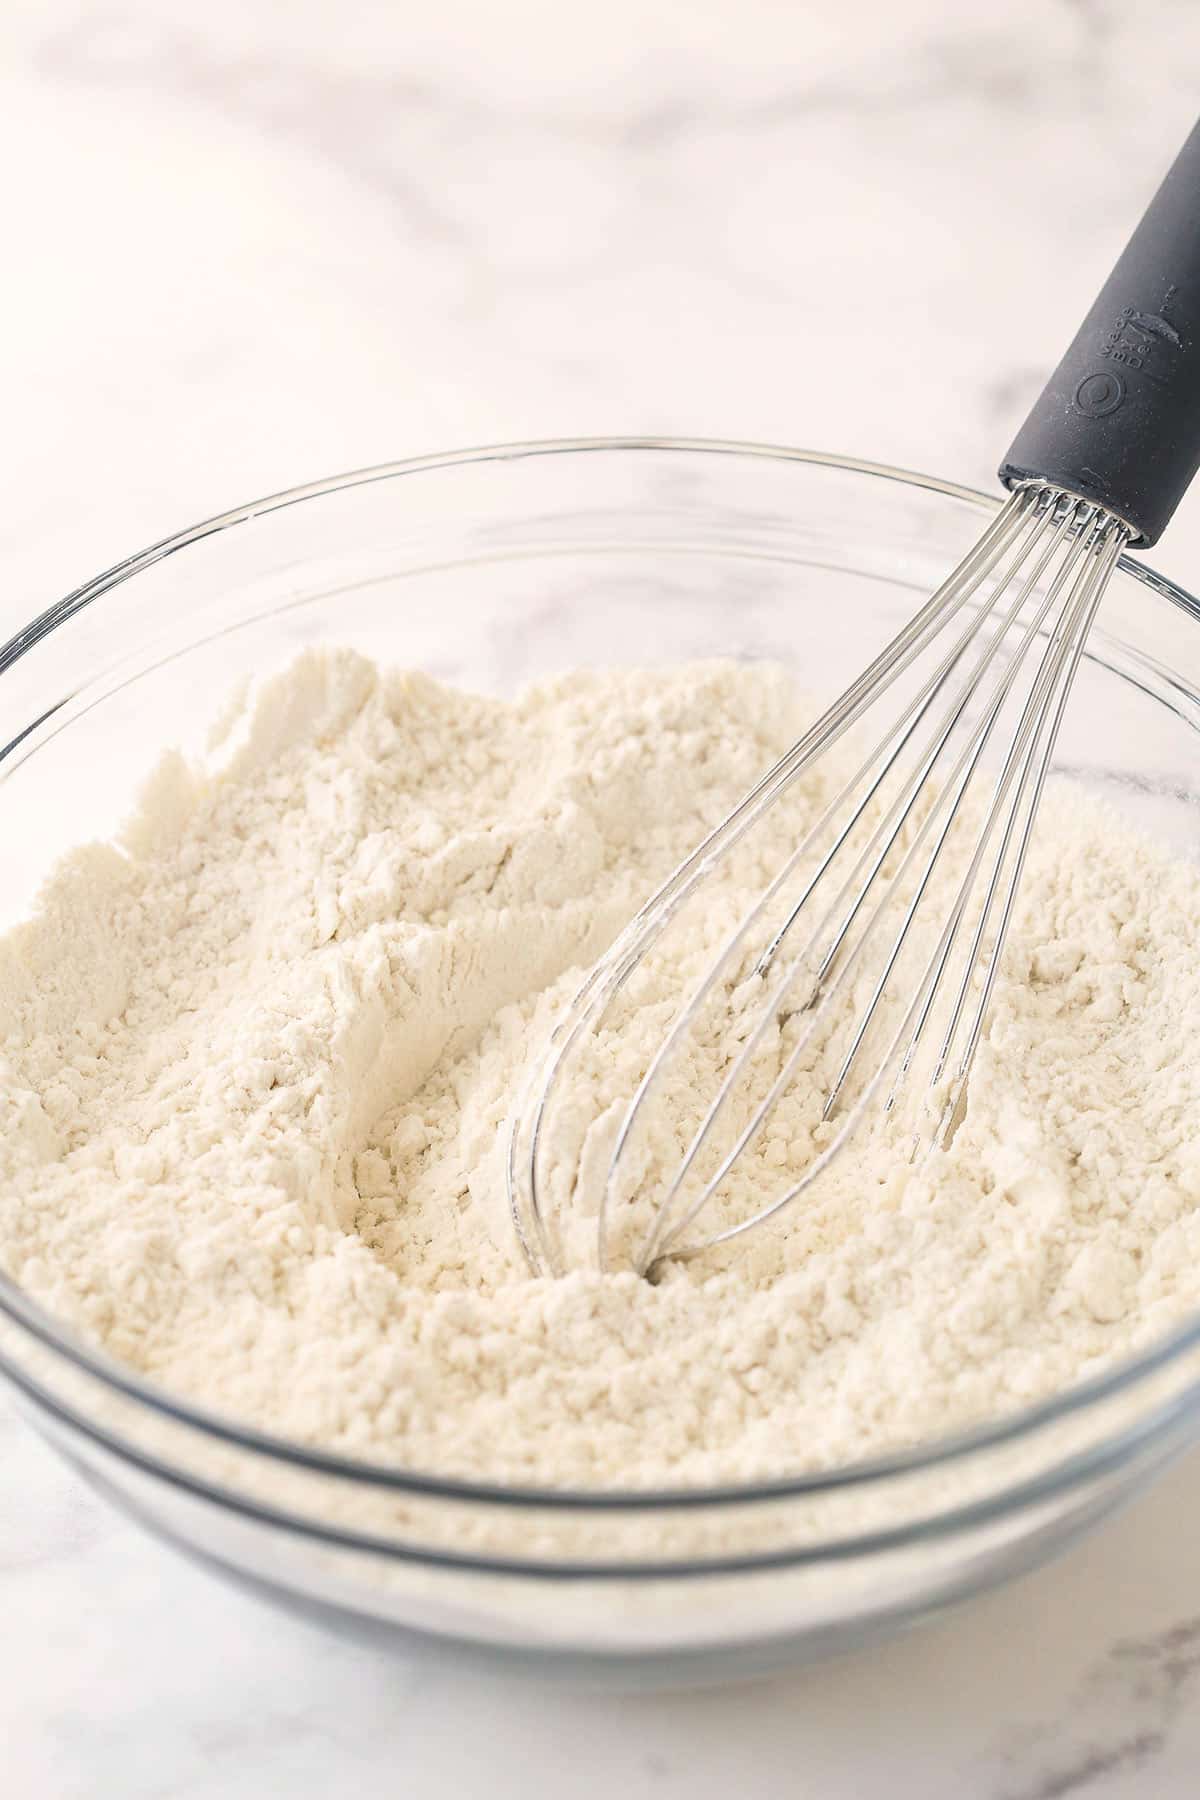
left=2, top=648, right=1199, bottom=1489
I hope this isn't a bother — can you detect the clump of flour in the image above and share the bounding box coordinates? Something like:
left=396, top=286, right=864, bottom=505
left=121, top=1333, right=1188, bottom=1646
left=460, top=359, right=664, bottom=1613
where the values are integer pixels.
left=1, top=648, right=1198, bottom=1488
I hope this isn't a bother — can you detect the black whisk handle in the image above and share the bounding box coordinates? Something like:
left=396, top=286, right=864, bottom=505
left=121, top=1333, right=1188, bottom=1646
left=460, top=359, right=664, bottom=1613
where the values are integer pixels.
left=999, top=116, right=1200, bottom=547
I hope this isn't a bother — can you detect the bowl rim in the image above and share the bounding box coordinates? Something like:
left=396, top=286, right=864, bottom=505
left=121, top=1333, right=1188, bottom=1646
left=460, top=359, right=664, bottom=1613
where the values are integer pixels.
left=3, top=433, right=1200, bottom=1516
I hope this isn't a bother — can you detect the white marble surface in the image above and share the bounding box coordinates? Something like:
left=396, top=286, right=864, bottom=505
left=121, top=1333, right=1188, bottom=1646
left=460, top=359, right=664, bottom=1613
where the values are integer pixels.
left=5, top=1, right=1200, bottom=1793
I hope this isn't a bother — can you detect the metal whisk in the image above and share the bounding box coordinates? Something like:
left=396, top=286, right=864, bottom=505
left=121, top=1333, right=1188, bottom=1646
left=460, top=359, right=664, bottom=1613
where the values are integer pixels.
left=508, top=117, right=1200, bottom=1279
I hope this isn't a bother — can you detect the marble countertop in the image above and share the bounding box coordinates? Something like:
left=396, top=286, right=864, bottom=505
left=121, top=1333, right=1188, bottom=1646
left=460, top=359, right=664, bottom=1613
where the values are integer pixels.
left=6, top=1, right=1200, bottom=1792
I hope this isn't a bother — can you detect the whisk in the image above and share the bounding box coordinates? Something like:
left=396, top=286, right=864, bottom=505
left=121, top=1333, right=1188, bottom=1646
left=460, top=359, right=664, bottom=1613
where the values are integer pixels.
left=508, top=118, right=1200, bottom=1279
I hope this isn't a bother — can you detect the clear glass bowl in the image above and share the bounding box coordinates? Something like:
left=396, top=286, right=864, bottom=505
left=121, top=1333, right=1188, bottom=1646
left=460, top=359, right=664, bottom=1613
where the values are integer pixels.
left=2, top=439, right=1200, bottom=1686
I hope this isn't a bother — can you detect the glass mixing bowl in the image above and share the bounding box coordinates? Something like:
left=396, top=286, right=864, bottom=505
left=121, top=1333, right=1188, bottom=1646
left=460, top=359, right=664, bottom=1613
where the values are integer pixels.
left=2, top=440, right=1200, bottom=1686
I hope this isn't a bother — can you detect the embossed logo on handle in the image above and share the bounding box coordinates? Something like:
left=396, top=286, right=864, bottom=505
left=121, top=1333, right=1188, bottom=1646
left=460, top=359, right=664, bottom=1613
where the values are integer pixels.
left=1073, top=371, right=1125, bottom=417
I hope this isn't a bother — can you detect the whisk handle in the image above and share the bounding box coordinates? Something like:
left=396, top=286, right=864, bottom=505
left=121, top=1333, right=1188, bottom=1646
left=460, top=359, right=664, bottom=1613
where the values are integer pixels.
left=999, top=117, right=1200, bottom=547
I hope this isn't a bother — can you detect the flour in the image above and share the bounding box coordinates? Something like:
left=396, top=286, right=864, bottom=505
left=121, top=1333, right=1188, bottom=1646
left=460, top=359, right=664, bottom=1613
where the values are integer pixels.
left=1, top=648, right=1199, bottom=1490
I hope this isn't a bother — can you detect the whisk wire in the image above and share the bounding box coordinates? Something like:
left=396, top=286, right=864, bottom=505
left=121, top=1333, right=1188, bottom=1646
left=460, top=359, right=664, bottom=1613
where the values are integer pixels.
left=632, top=497, right=1111, bottom=1269
left=921, top=513, right=1128, bottom=1143
left=507, top=486, right=1131, bottom=1279
left=510, top=487, right=1036, bottom=1273
left=608, top=493, right=1066, bottom=1270
left=648, top=503, right=1129, bottom=1268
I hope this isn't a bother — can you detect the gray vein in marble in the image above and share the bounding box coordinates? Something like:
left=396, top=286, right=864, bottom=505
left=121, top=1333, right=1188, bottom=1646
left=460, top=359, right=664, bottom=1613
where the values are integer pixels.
left=34, top=1, right=1125, bottom=139
left=29, top=0, right=1186, bottom=368
left=34, top=19, right=473, bottom=252
left=30, top=5, right=1127, bottom=204
left=981, top=1617, right=1200, bottom=1798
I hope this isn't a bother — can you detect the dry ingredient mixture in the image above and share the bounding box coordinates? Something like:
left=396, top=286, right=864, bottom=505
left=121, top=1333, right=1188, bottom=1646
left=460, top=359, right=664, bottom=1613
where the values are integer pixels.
left=1, top=649, right=1199, bottom=1489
